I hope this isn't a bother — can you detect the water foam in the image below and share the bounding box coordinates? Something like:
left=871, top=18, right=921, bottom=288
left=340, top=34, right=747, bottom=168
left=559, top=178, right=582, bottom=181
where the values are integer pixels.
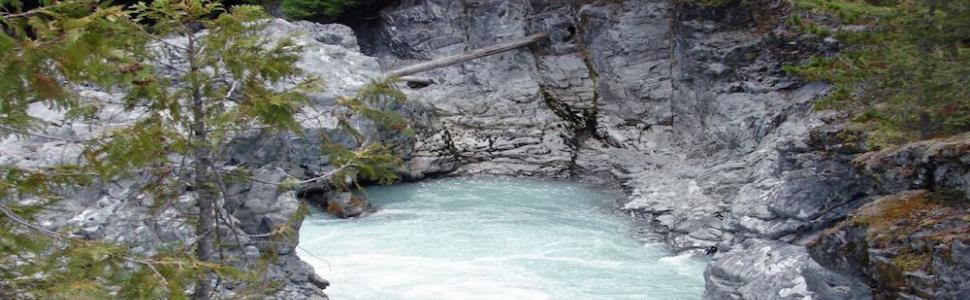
left=299, top=178, right=707, bottom=300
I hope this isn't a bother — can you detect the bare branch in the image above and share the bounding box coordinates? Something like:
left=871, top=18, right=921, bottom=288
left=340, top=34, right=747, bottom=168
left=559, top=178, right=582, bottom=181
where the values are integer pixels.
left=1, top=203, right=174, bottom=286
left=0, top=125, right=92, bottom=143
left=124, top=257, right=170, bottom=286
left=224, top=80, right=238, bottom=100
left=209, top=165, right=251, bottom=264
left=291, top=159, right=355, bottom=186
left=218, top=156, right=356, bottom=188
left=0, top=8, right=46, bottom=19
left=146, top=54, right=189, bottom=74
left=0, top=204, right=62, bottom=239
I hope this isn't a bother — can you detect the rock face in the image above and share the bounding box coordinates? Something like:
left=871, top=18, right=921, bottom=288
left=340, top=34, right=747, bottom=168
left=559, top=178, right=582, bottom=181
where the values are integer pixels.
left=355, top=0, right=580, bottom=178
left=8, top=1, right=968, bottom=299
left=810, top=135, right=970, bottom=299
left=704, top=239, right=871, bottom=300
left=348, top=1, right=879, bottom=298
left=854, top=133, right=970, bottom=197
left=353, top=0, right=850, bottom=244
left=810, top=191, right=970, bottom=299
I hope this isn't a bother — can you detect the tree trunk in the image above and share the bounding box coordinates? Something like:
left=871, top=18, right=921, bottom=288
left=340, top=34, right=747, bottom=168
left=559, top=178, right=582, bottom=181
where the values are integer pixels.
left=383, top=32, right=548, bottom=79
left=918, top=0, right=938, bottom=140
left=188, top=33, right=215, bottom=300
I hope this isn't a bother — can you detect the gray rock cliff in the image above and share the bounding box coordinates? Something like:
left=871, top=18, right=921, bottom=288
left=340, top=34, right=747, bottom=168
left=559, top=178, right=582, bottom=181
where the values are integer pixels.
left=9, top=1, right=967, bottom=298
left=347, top=1, right=875, bottom=298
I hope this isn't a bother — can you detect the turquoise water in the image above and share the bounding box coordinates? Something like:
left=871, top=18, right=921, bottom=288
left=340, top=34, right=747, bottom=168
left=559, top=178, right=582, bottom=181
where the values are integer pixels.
left=297, top=177, right=707, bottom=300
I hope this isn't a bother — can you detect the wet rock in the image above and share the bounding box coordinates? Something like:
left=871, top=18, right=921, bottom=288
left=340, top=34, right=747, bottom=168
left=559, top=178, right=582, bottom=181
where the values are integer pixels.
left=705, top=239, right=871, bottom=300
left=313, top=191, right=372, bottom=218
left=310, top=274, right=331, bottom=289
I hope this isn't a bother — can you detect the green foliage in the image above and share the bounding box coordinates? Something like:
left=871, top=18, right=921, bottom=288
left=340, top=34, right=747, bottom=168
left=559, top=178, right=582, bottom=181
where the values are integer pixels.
left=0, top=163, right=220, bottom=298
left=325, top=142, right=402, bottom=190
left=280, top=0, right=356, bottom=20
left=317, top=80, right=410, bottom=191
left=85, top=117, right=179, bottom=178
left=687, top=0, right=737, bottom=7
left=2, top=0, right=409, bottom=297
left=0, top=3, right=178, bottom=296
left=0, top=1, right=146, bottom=131
left=787, top=0, right=970, bottom=148
left=338, top=81, right=412, bottom=137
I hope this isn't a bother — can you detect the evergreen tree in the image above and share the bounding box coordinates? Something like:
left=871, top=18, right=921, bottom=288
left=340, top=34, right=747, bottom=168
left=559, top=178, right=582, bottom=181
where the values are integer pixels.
left=1, top=0, right=405, bottom=297
left=0, top=2, right=203, bottom=298
left=787, top=0, right=970, bottom=147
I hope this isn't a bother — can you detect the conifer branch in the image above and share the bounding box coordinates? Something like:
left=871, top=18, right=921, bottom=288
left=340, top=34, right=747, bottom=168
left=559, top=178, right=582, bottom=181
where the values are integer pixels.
left=0, top=8, right=47, bottom=19
left=147, top=55, right=189, bottom=74
left=124, top=256, right=171, bottom=286
left=240, top=227, right=286, bottom=238
left=0, top=125, right=91, bottom=143
left=210, top=166, right=252, bottom=263
left=224, top=80, right=239, bottom=99
left=292, top=158, right=356, bottom=186
left=219, top=156, right=356, bottom=188
left=2, top=203, right=180, bottom=289
left=0, top=204, right=62, bottom=239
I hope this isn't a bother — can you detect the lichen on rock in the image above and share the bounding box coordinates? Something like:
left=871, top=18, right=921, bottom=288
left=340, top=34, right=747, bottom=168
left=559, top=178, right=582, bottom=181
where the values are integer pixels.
left=807, top=133, right=970, bottom=299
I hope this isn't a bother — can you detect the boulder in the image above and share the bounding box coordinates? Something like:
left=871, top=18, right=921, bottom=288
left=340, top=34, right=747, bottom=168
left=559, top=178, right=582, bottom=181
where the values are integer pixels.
left=810, top=190, right=970, bottom=299
left=705, top=239, right=871, bottom=300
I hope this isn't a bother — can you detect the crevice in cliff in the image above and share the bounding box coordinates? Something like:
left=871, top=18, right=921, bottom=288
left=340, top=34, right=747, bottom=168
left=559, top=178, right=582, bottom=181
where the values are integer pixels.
left=669, top=0, right=686, bottom=137
left=527, top=8, right=606, bottom=176
left=575, top=56, right=601, bottom=140
left=539, top=89, right=581, bottom=176
left=440, top=128, right=463, bottom=164
left=574, top=10, right=602, bottom=143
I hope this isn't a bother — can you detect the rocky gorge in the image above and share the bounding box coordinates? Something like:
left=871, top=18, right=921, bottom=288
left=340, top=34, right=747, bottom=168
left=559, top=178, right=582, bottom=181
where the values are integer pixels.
left=340, top=0, right=969, bottom=298
left=4, top=0, right=968, bottom=299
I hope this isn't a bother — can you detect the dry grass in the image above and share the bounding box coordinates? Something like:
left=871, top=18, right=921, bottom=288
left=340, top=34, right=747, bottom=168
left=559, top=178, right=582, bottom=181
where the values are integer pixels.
left=856, top=190, right=935, bottom=234
left=848, top=190, right=969, bottom=248
left=892, top=252, right=931, bottom=273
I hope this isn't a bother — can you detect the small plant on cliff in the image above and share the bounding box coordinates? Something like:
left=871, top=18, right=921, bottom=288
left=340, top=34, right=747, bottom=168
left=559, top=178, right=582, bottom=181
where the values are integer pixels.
left=786, top=0, right=970, bottom=148
left=687, top=0, right=736, bottom=7
left=280, top=0, right=356, bottom=20
left=1, top=0, right=405, bottom=297
left=683, top=0, right=791, bottom=32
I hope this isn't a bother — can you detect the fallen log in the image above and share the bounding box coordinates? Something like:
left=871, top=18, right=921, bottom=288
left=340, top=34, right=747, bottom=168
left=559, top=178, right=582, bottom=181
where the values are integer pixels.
left=384, top=32, right=549, bottom=79
left=397, top=76, right=434, bottom=85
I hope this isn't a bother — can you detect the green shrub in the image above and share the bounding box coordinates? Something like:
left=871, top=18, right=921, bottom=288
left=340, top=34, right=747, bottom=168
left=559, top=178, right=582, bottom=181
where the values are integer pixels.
left=787, top=0, right=970, bottom=148
left=281, top=0, right=356, bottom=20
left=688, top=0, right=736, bottom=7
